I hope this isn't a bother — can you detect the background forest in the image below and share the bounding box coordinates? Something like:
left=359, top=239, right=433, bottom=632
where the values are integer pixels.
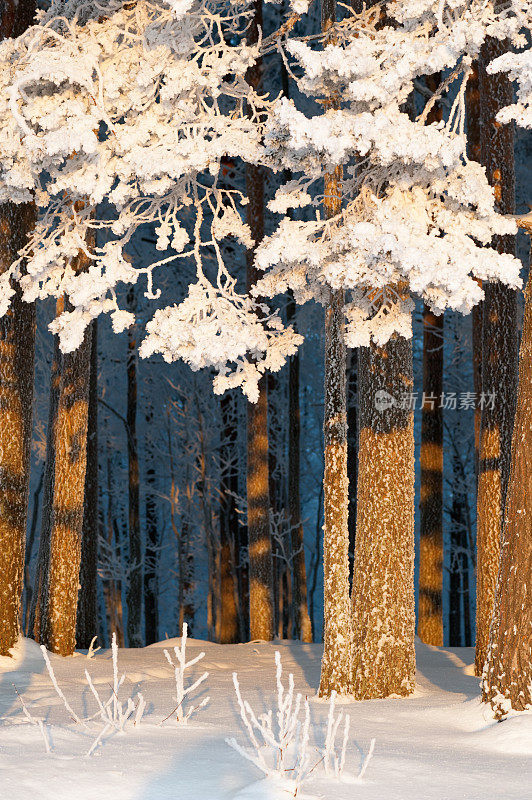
left=0, top=0, right=531, bottom=735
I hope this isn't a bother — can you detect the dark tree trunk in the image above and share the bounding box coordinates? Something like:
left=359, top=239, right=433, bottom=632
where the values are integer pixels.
left=76, top=320, right=99, bottom=649
left=126, top=288, right=142, bottom=647
left=219, top=393, right=239, bottom=643
left=0, top=203, right=36, bottom=655
left=418, top=307, right=444, bottom=645
left=287, top=291, right=312, bottom=642
left=29, top=302, right=62, bottom=642
left=144, top=401, right=159, bottom=645
left=23, top=469, right=43, bottom=634
left=475, top=36, right=518, bottom=676
left=245, top=0, right=274, bottom=642
left=0, top=0, right=38, bottom=658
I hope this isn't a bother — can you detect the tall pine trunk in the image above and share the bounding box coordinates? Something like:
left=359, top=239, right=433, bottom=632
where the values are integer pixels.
left=245, top=0, right=274, bottom=641
left=144, top=401, right=159, bottom=645
left=352, top=303, right=416, bottom=698
left=0, top=204, right=36, bottom=655
left=76, top=320, right=99, bottom=649
left=482, top=232, right=532, bottom=716
left=0, top=0, right=37, bottom=657
left=126, top=287, right=142, bottom=647
left=29, top=302, right=62, bottom=642
left=219, top=393, right=239, bottom=643
left=41, top=290, right=92, bottom=655
left=318, top=0, right=352, bottom=698
left=475, top=37, right=518, bottom=676
left=418, top=307, right=444, bottom=645
left=287, top=291, right=312, bottom=642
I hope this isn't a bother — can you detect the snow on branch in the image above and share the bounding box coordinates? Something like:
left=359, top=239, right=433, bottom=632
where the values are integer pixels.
left=163, top=623, right=209, bottom=723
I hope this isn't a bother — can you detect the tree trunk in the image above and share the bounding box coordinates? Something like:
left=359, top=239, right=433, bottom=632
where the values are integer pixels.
left=29, top=302, right=62, bottom=642
left=144, top=401, right=159, bottom=645
left=126, top=288, right=142, bottom=647
left=76, top=320, right=99, bottom=649
left=346, top=349, right=357, bottom=580
left=219, top=393, right=239, bottom=643
left=0, top=0, right=38, bottom=658
left=245, top=0, right=274, bottom=642
left=103, top=448, right=124, bottom=648
left=41, top=291, right=92, bottom=655
left=352, top=323, right=416, bottom=698
left=475, top=37, right=518, bottom=676
left=318, top=0, right=352, bottom=697
left=418, top=306, right=444, bottom=645
left=0, top=203, right=36, bottom=655
left=482, top=246, right=532, bottom=716
left=23, top=469, right=43, bottom=634
left=287, top=292, right=312, bottom=642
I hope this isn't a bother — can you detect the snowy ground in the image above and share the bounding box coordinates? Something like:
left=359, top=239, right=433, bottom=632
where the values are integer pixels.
left=0, top=636, right=530, bottom=800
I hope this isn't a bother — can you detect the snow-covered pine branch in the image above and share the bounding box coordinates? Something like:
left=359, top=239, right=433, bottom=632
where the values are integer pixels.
left=0, top=0, right=300, bottom=401
left=253, top=0, right=529, bottom=347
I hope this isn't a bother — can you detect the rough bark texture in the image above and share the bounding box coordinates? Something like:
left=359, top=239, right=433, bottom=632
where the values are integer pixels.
left=475, top=37, right=518, bottom=677
left=126, top=288, right=143, bottom=647
left=246, top=376, right=275, bottom=640
left=144, top=401, right=159, bottom=646
left=318, top=0, right=352, bottom=697
left=245, top=0, right=274, bottom=642
left=418, top=306, right=444, bottom=645
left=29, top=303, right=62, bottom=642
left=0, top=0, right=38, bottom=657
left=351, top=328, right=416, bottom=699
left=41, top=292, right=92, bottom=655
left=346, top=350, right=357, bottom=576
left=482, top=255, right=532, bottom=716
left=0, top=203, right=36, bottom=656
left=319, top=286, right=352, bottom=697
left=219, top=393, right=239, bottom=643
left=287, top=291, right=312, bottom=643
left=76, top=320, right=99, bottom=649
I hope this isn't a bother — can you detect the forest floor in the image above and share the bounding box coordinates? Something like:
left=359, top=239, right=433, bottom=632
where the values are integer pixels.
left=0, top=636, right=530, bottom=800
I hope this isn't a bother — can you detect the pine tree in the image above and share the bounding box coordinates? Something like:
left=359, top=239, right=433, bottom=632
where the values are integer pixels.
left=286, top=291, right=312, bottom=643
left=475, top=36, right=518, bottom=677
left=418, top=305, right=444, bottom=645
left=144, top=398, right=159, bottom=645
left=482, top=224, right=532, bottom=716
left=351, top=294, right=416, bottom=699
left=318, top=0, right=352, bottom=698
left=219, top=392, right=239, bottom=643
left=126, top=286, right=143, bottom=647
left=76, top=320, right=99, bottom=649
left=245, top=0, right=275, bottom=642
left=29, top=302, right=62, bottom=642
left=0, top=0, right=37, bottom=658
left=41, top=283, right=92, bottom=655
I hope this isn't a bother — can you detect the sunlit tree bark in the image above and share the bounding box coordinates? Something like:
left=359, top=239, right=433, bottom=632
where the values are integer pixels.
left=483, top=226, right=532, bottom=716
left=0, top=0, right=37, bottom=657
left=475, top=35, right=518, bottom=677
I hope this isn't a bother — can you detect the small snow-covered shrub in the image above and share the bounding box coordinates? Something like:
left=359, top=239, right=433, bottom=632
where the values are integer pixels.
left=227, top=651, right=311, bottom=795
left=162, top=623, right=209, bottom=723
left=228, top=652, right=376, bottom=794
left=322, top=691, right=375, bottom=783
left=41, top=632, right=145, bottom=755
